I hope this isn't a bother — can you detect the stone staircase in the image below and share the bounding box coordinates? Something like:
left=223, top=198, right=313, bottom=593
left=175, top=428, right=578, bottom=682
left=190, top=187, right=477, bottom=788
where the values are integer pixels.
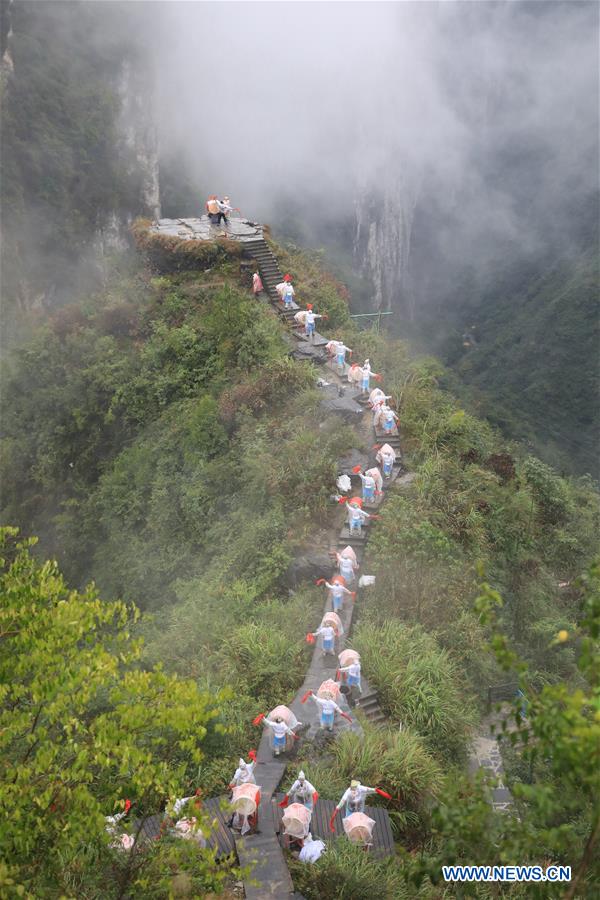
left=355, top=688, right=386, bottom=726
left=243, top=238, right=284, bottom=302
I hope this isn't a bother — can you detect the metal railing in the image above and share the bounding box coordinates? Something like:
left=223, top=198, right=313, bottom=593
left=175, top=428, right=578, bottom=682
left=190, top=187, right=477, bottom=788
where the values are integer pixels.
left=349, top=310, right=393, bottom=333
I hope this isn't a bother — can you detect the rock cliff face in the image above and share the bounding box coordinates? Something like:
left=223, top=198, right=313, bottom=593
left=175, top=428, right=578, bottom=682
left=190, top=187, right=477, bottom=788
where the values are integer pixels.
left=93, top=58, right=161, bottom=258
left=0, top=1, right=160, bottom=320
left=353, top=171, right=420, bottom=317
left=116, top=59, right=161, bottom=222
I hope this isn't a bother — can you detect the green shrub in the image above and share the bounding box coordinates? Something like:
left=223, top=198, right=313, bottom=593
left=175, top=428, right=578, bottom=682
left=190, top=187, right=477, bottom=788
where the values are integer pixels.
left=289, top=841, right=432, bottom=900
left=354, top=621, right=477, bottom=761
left=131, top=219, right=243, bottom=272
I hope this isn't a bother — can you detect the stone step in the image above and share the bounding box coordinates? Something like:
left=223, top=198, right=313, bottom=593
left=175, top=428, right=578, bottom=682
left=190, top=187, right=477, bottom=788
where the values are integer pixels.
left=358, top=691, right=378, bottom=703
left=357, top=693, right=379, bottom=706
left=338, top=527, right=368, bottom=544
left=357, top=700, right=380, bottom=713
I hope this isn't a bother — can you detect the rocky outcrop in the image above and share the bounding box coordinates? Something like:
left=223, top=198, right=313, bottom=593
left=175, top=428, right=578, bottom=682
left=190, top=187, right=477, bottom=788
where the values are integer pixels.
left=283, top=551, right=335, bottom=589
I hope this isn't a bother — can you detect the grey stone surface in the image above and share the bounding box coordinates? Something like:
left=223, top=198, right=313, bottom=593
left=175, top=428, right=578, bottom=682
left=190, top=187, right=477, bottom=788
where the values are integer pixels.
left=319, top=384, right=364, bottom=420
left=150, top=215, right=263, bottom=242
left=291, top=342, right=327, bottom=363
left=336, top=448, right=371, bottom=475
left=283, top=552, right=336, bottom=588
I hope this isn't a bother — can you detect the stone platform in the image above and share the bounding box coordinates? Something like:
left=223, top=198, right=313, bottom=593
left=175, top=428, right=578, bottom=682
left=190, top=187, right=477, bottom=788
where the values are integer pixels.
left=149, top=215, right=263, bottom=242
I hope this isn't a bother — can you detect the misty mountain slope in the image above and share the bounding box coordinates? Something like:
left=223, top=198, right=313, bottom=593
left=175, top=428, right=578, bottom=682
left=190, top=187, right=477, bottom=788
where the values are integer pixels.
left=2, top=233, right=599, bottom=895
left=438, top=249, right=600, bottom=478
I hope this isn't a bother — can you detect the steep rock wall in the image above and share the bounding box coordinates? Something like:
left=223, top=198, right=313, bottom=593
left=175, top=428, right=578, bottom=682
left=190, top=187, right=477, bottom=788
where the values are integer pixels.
left=353, top=172, right=420, bottom=317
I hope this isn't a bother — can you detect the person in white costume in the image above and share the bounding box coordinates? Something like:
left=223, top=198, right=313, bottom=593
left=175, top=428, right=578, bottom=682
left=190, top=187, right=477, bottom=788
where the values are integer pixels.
left=361, top=359, right=381, bottom=394
left=278, top=771, right=318, bottom=812
left=316, top=577, right=355, bottom=613
left=347, top=500, right=370, bottom=535
left=356, top=470, right=376, bottom=502
left=304, top=304, right=324, bottom=340
left=305, top=690, right=352, bottom=731
left=376, top=443, right=396, bottom=478
left=381, top=405, right=400, bottom=434
left=338, top=659, right=362, bottom=705
left=335, top=548, right=359, bottom=584
left=333, top=341, right=352, bottom=372
left=329, top=780, right=392, bottom=830
left=276, top=274, right=294, bottom=305
left=310, top=622, right=337, bottom=655
left=260, top=714, right=299, bottom=756
left=228, top=753, right=257, bottom=790
left=299, top=833, right=326, bottom=863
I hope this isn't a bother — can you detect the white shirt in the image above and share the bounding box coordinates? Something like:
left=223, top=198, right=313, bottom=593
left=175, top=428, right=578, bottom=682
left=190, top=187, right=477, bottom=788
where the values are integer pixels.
left=173, top=796, right=196, bottom=817
left=336, top=785, right=376, bottom=810
left=358, top=474, right=375, bottom=489
left=324, top=581, right=351, bottom=599
left=299, top=836, right=325, bottom=863
left=231, top=762, right=256, bottom=787
left=264, top=718, right=294, bottom=738
left=289, top=778, right=316, bottom=801
left=348, top=505, right=369, bottom=523
left=311, top=695, right=343, bottom=716
left=314, top=625, right=335, bottom=642
left=339, top=662, right=361, bottom=680
left=338, top=556, right=356, bottom=576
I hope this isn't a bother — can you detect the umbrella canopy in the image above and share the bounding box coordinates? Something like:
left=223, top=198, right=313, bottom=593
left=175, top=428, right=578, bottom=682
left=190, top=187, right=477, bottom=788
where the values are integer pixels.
left=378, top=443, right=396, bottom=460
left=338, top=648, right=361, bottom=667
left=317, top=679, right=340, bottom=701
left=282, top=802, right=311, bottom=839
left=294, top=310, right=308, bottom=324
left=349, top=497, right=363, bottom=508
left=365, top=467, right=383, bottom=492
left=268, top=705, right=298, bottom=729
left=373, top=406, right=387, bottom=428
left=321, top=611, right=343, bottom=635
left=339, top=546, right=358, bottom=565
left=369, top=386, right=386, bottom=404
left=231, top=783, right=261, bottom=816
left=347, top=365, right=364, bottom=384
left=343, top=812, right=376, bottom=845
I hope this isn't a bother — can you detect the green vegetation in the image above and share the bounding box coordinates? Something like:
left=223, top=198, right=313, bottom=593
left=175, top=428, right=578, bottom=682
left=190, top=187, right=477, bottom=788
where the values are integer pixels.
left=354, top=622, right=476, bottom=762
left=1, top=231, right=598, bottom=896
left=132, top=218, right=243, bottom=272
left=0, top=528, right=236, bottom=898
left=404, top=565, right=600, bottom=898
left=430, top=248, right=600, bottom=478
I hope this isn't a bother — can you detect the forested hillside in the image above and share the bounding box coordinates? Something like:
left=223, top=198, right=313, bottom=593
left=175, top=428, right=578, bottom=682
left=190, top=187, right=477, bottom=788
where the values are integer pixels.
left=1, top=2, right=598, bottom=895
left=1, top=233, right=598, bottom=895
left=415, top=241, right=600, bottom=479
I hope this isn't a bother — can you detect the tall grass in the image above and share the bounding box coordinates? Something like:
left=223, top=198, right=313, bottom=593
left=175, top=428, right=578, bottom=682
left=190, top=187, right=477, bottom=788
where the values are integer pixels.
left=289, top=841, right=435, bottom=900
left=354, top=621, right=477, bottom=762
left=299, top=724, right=442, bottom=840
